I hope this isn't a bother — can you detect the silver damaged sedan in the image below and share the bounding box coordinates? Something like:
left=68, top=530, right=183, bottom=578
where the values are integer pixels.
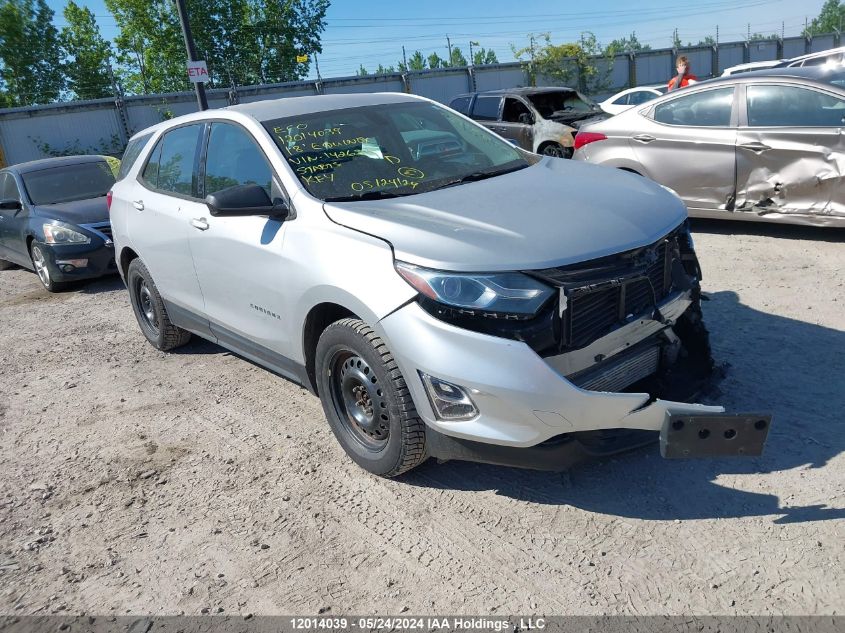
left=109, top=92, right=771, bottom=477
left=573, top=71, right=845, bottom=228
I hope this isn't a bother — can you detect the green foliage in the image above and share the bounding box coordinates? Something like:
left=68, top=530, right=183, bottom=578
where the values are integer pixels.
left=449, top=46, right=468, bottom=67
left=804, top=0, right=844, bottom=36
left=357, top=64, right=369, bottom=76
left=427, top=52, right=446, bottom=69
left=407, top=50, right=426, bottom=70
left=60, top=0, right=112, bottom=100
left=605, top=32, right=651, bottom=55
left=512, top=32, right=611, bottom=92
left=0, top=0, right=64, bottom=106
left=32, top=133, right=124, bottom=157
left=104, top=0, right=329, bottom=95
left=472, top=48, right=498, bottom=65
left=748, top=33, right=779, bottom=41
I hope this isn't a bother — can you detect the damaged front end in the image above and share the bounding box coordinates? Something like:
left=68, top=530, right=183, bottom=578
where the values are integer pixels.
left=419, top=221, right=772, bottom=467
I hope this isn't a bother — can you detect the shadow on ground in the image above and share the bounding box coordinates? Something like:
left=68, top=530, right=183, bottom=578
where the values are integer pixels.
left=403, top=290, right=845, bottom=524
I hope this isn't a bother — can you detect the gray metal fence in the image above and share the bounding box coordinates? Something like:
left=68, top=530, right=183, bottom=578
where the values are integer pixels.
left=0, top=33, right=840, bottom=166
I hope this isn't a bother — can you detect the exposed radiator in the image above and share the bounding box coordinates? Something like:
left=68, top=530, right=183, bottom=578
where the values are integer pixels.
left=569, top=345, right=660, bottom=393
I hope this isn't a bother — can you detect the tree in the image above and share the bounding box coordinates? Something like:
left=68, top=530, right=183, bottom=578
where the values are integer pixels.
left=0, top=0, right=64, bottom=106
left=472, top=48, right=498, bottom=65
left=689, top=35, right=716, bottom=46
left=672, top=29, right=682, bottom=49
left=512, top=32, right=611, bottom=92
left=748, top=32, right=779, bottom=41
left=804, top=0, right=844, bottom=36
left=104, top=0, right=330, bottom=94
left=357, top=64, right=369, bottom=76
left=60, top=0, right=112, bottom=100
left=605, top=31, right=651, bottom=55
left=448, top=46, right=468, bottom=67
left=427, top=52, right=446, bottom=69
left=407, top=50, right=426, bottom=70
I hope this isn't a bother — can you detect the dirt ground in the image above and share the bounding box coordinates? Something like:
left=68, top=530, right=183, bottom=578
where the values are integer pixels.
left=0, top=219, right=843, bottom=617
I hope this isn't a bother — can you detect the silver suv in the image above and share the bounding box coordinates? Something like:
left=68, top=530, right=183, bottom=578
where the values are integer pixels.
left=110, top=93, right=770, bottom=477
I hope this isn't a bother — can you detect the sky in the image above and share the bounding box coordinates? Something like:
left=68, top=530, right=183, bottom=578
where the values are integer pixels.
left=46, top=0, right=828, bottom=80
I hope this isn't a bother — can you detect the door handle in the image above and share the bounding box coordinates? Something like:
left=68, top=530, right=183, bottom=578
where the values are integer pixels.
left=632, top=134, right=656, bottom=143
left=132, top=200, right=144, bottom=211
left=738, top=142, right=771, bottom=153
left=190, top=217, right=209, bottom=231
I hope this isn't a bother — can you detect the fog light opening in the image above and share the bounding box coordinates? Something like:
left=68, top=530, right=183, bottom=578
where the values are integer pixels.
left=56, top=258, right=88, bottom=272
left=419, top=372, right=478, bottom=421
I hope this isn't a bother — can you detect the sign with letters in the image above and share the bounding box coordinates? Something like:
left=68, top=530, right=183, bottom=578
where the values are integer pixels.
left=187, top=60, right=209, bottom=83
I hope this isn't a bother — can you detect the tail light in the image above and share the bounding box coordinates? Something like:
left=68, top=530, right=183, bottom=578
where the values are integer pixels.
left=106, top=190, right=113, bottom=212
left=574, top=132, right=607, bottom=150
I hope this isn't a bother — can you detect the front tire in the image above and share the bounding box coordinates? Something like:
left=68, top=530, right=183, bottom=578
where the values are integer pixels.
left=30, top=243, right=68, bottom=292
left=315, top=318, right=427, bottom=477
left=126, top=258, right=191, bottom=351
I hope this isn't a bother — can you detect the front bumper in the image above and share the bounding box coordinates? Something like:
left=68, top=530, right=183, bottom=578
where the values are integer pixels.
left=38, top=240, right=116, bottom=282
left=376, top=300, right=770, bottom=465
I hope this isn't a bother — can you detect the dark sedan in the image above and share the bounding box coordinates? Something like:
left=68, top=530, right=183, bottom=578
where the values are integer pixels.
left=0, top=155, right=117, bottom=291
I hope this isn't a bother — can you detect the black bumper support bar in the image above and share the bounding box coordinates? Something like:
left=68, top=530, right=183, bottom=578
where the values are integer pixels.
left=660, top=412, right=772, bottom=459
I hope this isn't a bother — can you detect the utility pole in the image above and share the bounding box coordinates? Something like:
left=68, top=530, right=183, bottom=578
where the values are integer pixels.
left=174, top=0, right=207, bottom=111
left=402, top=45, right=408, bottom=70
left=469, top=41, right=474, bottom=65
left=747, top=23, right=751, bottom=41
left=314, top=53, right=322, bottom=81
left=446, top=35, right=453, bottom=65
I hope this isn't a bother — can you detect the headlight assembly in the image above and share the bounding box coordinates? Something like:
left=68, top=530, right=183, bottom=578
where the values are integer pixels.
left=42, top=223, right=91, bottom=245
left=395, top=261, right=553, bottom=317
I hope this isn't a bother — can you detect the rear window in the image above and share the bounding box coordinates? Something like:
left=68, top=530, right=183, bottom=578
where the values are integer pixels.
left=22, top=161, right=115, bottom=205
left=117, top=133, right=153, bottom=180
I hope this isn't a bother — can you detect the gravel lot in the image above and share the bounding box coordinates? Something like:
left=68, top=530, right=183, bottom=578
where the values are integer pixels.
left=1, top=219, right=843, bottom=617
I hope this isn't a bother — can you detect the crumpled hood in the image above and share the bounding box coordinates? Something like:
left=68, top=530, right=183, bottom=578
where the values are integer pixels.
left=323, top=157, right=687, bottom=272
left=31, top=197, right=109, bottom=225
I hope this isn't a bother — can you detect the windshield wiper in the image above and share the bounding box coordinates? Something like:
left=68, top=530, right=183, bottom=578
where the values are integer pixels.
left=432, top=164, right=528, bottom=191
left=324, top=190, right=405, bottom=202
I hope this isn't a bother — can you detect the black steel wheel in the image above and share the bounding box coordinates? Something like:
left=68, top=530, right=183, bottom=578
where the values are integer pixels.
left=316, top=318, right=426, bottom=477
left=126, top=258, right=191, bottom=351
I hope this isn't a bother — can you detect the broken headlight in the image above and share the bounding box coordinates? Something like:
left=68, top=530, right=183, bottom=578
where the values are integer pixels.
left=395, top=262, right=554, bottom=317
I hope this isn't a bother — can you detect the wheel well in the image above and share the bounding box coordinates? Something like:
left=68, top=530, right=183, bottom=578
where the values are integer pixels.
left=303, top=303, right=357, bottom=395
left=618, top=167, right=643, bottom=176
left=119, top=247, right=139, bottom=279
left=537, top=141, right=561, bottom=151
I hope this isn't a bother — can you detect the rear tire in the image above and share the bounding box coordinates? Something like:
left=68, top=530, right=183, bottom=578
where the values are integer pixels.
left=29, top=243, right=68, bottom=292
left=127, top=258, right=191, bottom=351
left=540, top=142, right=572, bottom=159
left=315, top=318, right=427, bottom=477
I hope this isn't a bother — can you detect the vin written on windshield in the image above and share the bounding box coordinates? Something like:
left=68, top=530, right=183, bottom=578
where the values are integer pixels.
left=262, top=101, right=528, bottom=201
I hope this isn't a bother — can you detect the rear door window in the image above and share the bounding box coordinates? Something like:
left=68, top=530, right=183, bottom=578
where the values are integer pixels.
left=746, top=85, right=845, bottom=127
left=141, top=124, right=203, bottom=196
left=653, top=87, right=734, bottom=126
left=449, top=96, right=471, bottom=115
left=471, top=96, right=502, bottom=121
left=118, top=133, right=153, bottom=180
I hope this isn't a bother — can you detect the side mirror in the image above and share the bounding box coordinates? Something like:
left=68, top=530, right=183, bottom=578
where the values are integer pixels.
left=205, top=184, right=289, bottom=219
left=518, top=112, right=534, bottom=125
left=0, top=198, right=22, bottom=211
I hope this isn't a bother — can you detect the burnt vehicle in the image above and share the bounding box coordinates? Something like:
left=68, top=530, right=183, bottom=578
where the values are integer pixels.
left=0, top=155, right=117, bottom=291
left=449, top=87, right=607, bottom=158
left=573, top=67, right=845, bottom=227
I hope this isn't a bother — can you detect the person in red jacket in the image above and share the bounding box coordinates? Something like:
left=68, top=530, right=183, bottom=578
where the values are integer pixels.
left=667, top=56, right=698, bottom=91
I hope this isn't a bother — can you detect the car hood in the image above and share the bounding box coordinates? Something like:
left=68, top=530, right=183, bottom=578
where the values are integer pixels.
left=31, top=197, right=109, bottom=225
left=323, top=158, right=687, bottom=272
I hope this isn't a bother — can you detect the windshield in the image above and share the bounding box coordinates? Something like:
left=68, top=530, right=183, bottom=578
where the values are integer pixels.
left=527, top=90, right=598, bottom=119
left=22, top=161, right=116, bottom=205
left=263, top=101, right=528, bottom=202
